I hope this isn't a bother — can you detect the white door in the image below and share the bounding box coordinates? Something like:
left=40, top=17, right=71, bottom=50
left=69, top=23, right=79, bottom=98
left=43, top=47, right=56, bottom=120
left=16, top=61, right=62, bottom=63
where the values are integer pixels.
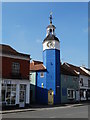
left=19, top=85, right=26, bottom=108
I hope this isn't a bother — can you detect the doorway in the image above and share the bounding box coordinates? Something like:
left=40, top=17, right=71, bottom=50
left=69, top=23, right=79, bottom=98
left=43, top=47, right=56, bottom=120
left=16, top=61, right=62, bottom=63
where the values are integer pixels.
left=48, top=89, right=54, bottom=105
left=19, top=84, right=26, bottom=107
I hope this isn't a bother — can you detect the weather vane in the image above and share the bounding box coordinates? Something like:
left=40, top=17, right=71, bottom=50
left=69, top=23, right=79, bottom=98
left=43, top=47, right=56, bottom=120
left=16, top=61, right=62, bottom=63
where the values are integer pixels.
left=50, top=11, right=53, bottom=24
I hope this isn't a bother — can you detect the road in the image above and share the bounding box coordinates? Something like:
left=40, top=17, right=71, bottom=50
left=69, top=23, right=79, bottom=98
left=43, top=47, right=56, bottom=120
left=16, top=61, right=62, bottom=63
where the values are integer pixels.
left=2, top=104, right=88, bottom=118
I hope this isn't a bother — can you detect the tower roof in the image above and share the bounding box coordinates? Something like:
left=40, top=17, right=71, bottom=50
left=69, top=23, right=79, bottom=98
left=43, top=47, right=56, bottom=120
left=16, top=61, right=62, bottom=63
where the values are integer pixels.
left=46, top=24, right=56, bottom=29
left=44, top=12, right=59, bottom=43
left=43, top=34, right=59, bottom=43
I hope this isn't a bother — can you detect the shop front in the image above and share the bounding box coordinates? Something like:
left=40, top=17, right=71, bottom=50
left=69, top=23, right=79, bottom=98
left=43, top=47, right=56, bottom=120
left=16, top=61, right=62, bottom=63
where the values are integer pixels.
left=2, top=79, right=30, bottom=108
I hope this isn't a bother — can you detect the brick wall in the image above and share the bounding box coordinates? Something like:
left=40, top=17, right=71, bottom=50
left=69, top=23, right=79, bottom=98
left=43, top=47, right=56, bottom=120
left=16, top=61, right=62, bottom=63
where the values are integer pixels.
left=1, top=56, right=29, bottom=80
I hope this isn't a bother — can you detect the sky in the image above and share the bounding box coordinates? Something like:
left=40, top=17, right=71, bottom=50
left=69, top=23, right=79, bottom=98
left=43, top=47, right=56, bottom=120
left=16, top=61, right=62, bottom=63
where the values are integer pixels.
left=2, top=2, right=88, bottom=67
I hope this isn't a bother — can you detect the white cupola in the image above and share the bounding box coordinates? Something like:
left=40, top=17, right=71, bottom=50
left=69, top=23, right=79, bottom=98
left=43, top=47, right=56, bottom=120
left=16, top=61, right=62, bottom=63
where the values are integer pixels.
left=43, top=12, right=60, bottom=51
left=46, top=12, right=56, bottom=36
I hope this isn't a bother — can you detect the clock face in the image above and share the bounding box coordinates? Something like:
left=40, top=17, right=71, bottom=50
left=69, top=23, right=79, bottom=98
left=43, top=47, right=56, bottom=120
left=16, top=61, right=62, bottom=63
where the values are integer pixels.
left=47, top=41, right=55, bottom=48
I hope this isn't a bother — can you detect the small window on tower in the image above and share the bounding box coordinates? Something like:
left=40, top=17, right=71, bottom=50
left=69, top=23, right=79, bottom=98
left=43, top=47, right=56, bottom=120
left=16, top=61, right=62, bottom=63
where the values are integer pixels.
left=40, top=72, right=44, bottom=78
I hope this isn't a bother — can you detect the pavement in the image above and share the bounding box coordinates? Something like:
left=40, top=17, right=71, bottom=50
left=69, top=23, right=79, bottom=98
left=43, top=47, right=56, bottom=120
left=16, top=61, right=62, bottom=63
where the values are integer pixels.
left=1, top=103, right=88, bottom=114
left=2, top=103, right=88, bottom=118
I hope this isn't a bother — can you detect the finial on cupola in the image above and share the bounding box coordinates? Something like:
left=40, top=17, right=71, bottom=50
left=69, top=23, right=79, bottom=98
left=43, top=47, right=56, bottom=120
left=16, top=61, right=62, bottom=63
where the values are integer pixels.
left=50, top=11, right=53, bottom=25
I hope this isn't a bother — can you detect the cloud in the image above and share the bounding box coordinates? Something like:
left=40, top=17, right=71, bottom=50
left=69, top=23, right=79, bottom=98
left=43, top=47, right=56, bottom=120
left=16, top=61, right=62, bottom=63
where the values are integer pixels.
left=36, top=39, right=42, bottom=43
left=15, top=24, right=21, bottom=28
left=83, top=26, right=90, bottom=33
left=82, top=27, right=90, bottom=33
left=83, top=28, right=88, bottom=33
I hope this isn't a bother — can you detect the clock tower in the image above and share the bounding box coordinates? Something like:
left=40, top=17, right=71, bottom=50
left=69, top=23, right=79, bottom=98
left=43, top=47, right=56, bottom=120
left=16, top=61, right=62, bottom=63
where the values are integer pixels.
left=43, top=12, right=61, bottom=104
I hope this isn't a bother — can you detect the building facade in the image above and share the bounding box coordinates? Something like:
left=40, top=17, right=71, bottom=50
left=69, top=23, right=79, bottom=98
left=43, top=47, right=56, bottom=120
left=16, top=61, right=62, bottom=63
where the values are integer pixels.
left=63, top=63, right=90, bottom=101
left=30, top=71, right=36, bottom=104
left=79, top=67, right=90, bottom=101
left=61, top=63, right=79, bottom=104
left=1, top=44, right=30, bottom=108
left=30, top=60, right=46, bottom=104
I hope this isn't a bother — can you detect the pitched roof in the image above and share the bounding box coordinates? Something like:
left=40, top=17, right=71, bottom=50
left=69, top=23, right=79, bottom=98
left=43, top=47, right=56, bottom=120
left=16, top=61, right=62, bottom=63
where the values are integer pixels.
left=0, top=44, right=30, bottom=58
left=80, top=67, right=90, bottom=76
left=61, top=63, right=79, bottom=76
left=62, top=63, right=90, bottom=77
left=30, top=60, right=46, bottom=71
left=43, top=34, right=59, bottom=43
left=30, top=60, right=90, bottom=76
left=84, top=67, right=90, bottom=72
left=31, top=60, right=43, bottom=65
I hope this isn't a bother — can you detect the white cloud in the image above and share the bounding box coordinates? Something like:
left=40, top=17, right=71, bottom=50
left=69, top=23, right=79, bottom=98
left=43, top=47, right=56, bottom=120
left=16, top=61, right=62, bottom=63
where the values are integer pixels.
left=16, top=24, right=21, bottom=28
left=36, top=39, right=42, bottom=43
left=82, top=27, right=90, bottom=33
left=83, top=28, right=88, bottom=33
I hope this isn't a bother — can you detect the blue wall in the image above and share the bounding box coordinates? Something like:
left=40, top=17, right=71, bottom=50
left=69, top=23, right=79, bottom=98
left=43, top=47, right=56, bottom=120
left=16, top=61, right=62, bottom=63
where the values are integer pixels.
left=36, top=71, right=48, bottom=104
left=55, top=50, right=61, bottom=104
left=43, top=49, right=56, bottom=92
left=36, top=49, right=61, bottom=104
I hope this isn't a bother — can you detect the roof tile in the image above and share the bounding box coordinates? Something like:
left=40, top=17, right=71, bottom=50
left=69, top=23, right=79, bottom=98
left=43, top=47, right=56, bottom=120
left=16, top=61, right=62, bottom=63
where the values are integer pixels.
left=30, top=60, right=46, bottom=71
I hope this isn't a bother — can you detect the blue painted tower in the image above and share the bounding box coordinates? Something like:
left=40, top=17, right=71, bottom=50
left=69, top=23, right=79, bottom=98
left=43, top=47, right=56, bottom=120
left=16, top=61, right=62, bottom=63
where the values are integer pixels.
left=43, top=12, right=61, bottom=104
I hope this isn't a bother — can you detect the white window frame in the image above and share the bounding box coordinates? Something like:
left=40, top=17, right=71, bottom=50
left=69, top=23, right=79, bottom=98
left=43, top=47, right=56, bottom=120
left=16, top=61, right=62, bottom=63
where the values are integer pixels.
left=2, top=84, right=6, bottom=103
left=2, top=83, right=16, bottom=105
left=40, top=72, right=44, bottom=78
left=80, top=89, right=86, bottom=98
left=19, top=84, right=26, bottom=103
left=67, top=88, right=75, bottom=99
